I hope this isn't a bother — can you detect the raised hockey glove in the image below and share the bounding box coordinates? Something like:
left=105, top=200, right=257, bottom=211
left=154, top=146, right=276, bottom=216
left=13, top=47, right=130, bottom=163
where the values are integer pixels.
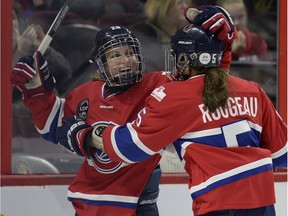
left=56, top=116, right=94, bottom=156
left=184, top=5, right=237, bottom=70
left=184, top=5, right=238, bottom=44
left=11, top=51, right=55, bottom=100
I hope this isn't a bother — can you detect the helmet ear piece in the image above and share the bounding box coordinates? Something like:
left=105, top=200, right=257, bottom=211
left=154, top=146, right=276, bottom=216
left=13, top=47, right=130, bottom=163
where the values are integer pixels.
left=178, top=53, right=189, bottom=65
left=176, top=53, right=190, bottom=73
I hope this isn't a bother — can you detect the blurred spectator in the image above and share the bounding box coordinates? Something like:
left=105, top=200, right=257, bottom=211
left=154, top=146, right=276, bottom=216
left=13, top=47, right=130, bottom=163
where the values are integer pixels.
left=13, top=0, right=73, bottom=98
left=244, top=0, right=277, bottom=60
left=216, top=0, right=276, bottom=107
left=22, top=0, right=145, bottom=34
left=54, top=0, right=105, bottom=23
left=105, top=0, right=145, bottom=14
left=29, top=0, right=52, bottom=10
left=13, top=0, right=26, bottom=53
left=216, top=0, right=271, bottom=61
left=97, top=0, right=146, bottom=28
left=19, top=0, right=105, bottom=24
left=131, top=0, right=192, bottom=72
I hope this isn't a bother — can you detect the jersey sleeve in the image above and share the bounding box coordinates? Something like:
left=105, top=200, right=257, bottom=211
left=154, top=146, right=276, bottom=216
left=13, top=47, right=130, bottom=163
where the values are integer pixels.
left=259, top=87, right=287, bottom=167
left=102, top=85, right=187, bottom=163
left=24, top=90, right=65, bottom=144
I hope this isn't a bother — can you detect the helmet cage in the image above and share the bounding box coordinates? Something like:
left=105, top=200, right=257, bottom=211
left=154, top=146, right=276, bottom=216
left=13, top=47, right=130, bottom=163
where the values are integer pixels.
left=93, top=31, right=144, bottom=87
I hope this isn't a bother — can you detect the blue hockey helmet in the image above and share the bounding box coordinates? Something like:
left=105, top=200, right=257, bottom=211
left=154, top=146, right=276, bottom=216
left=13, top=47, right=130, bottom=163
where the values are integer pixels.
left=90, top=26, right=144, bottom=87
left=166, top=24, right=225, bottom=77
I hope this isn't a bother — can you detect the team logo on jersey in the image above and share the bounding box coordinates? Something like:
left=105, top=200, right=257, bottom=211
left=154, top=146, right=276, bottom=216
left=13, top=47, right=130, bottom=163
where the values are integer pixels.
left=87, top=121, right=128, bottom=174
left=86, top=121, right=128, bottom=173
left=77, top=99, right=89, bottom=120
left=87, top=150, right=128, bottom=174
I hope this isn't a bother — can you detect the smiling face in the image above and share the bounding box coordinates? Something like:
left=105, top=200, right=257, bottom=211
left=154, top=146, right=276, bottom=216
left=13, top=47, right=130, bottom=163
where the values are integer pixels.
left=105, top=45, right=139, bottom=78
left=92, top=26, right=144, bottom=86
left=96, top=43, right=143, bottom=87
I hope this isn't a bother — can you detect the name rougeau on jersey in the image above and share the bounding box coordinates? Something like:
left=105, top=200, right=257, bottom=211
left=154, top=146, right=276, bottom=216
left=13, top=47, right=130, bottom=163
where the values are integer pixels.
left=199, top=96, right=258, bottom=123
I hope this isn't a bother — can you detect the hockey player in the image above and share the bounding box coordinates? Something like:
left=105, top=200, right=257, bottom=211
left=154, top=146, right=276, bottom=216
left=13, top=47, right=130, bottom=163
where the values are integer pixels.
left=92, top=9, right=287, bottom=216
left=11, top=26, right=171, bottom=216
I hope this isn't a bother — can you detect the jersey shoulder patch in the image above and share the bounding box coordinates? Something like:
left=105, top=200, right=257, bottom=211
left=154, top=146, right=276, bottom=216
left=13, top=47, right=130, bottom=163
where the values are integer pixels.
left=151, top=86, right=166, bottom=102
left=77, top=99, right=89, bottom=120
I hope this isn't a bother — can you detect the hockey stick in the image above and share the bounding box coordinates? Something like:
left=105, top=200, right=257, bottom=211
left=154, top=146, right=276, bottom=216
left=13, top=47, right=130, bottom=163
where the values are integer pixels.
left=25, top=0, right=74, bottom=89
left=37, top=0, right=74, bottom=55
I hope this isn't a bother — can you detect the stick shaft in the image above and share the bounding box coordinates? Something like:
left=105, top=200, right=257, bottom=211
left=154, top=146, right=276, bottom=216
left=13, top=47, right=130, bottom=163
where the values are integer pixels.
left=26, top=0, right=74, bottom=89
left=37, top=0, right=74, bottom=55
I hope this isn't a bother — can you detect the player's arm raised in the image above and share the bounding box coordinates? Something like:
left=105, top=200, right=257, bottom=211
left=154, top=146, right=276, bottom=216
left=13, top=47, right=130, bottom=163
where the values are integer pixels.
left=11, top=51, right=57, bottom=128
left=11, top=52, right=64, bottom=145
left=185, top=5, right=238, bottom=70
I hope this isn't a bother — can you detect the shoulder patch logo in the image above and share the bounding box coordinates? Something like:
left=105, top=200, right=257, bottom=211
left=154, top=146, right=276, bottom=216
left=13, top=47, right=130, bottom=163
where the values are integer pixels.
left=77, top=99, right=89, bottom=120
left=151, top=86, right=166, bottom=102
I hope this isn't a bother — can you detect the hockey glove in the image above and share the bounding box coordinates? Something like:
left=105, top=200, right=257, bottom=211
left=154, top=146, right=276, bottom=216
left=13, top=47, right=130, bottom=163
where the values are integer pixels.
left=11, top=51, right=55, bottom=100
left=184, top=5, right=238, bottom=44
left=56, top=116, right=94, bottom=156
left=184, top=5, right=237, bottom=70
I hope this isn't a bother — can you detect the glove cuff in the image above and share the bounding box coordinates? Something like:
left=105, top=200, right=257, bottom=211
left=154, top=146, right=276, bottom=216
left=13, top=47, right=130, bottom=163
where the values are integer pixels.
left=220, top=50, right=232, bottom=71
left=25, top=90, right=53, bottom=101
left=23, top=89, right=55, bottom=102
left=75, top=127, right=94, bottom=156
left=56, top=117, right=94, bottom=157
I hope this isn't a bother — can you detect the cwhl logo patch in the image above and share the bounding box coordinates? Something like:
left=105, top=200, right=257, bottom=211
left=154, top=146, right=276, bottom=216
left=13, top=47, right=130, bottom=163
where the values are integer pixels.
left=77, top=99, right=89, bottom=120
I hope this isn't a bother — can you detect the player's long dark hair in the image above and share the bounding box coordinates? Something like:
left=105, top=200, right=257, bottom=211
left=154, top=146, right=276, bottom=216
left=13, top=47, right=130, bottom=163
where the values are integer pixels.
left=201, top=67, right=229, bottom=113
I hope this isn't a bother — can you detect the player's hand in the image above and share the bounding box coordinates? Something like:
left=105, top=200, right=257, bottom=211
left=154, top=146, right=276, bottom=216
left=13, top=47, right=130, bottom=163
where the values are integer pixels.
left=11, top=51, right=55, bottom=99
left=91, top=125, right=106, bottom=152
left=17, top=25, right=37, bottom=55
left=231, top=30, right=246, bottom=55
left=34, top=25, right=46, bottom=47
left=56, top=116, right=94, bottom=156
left=184, top=5, right=238, bottom=44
